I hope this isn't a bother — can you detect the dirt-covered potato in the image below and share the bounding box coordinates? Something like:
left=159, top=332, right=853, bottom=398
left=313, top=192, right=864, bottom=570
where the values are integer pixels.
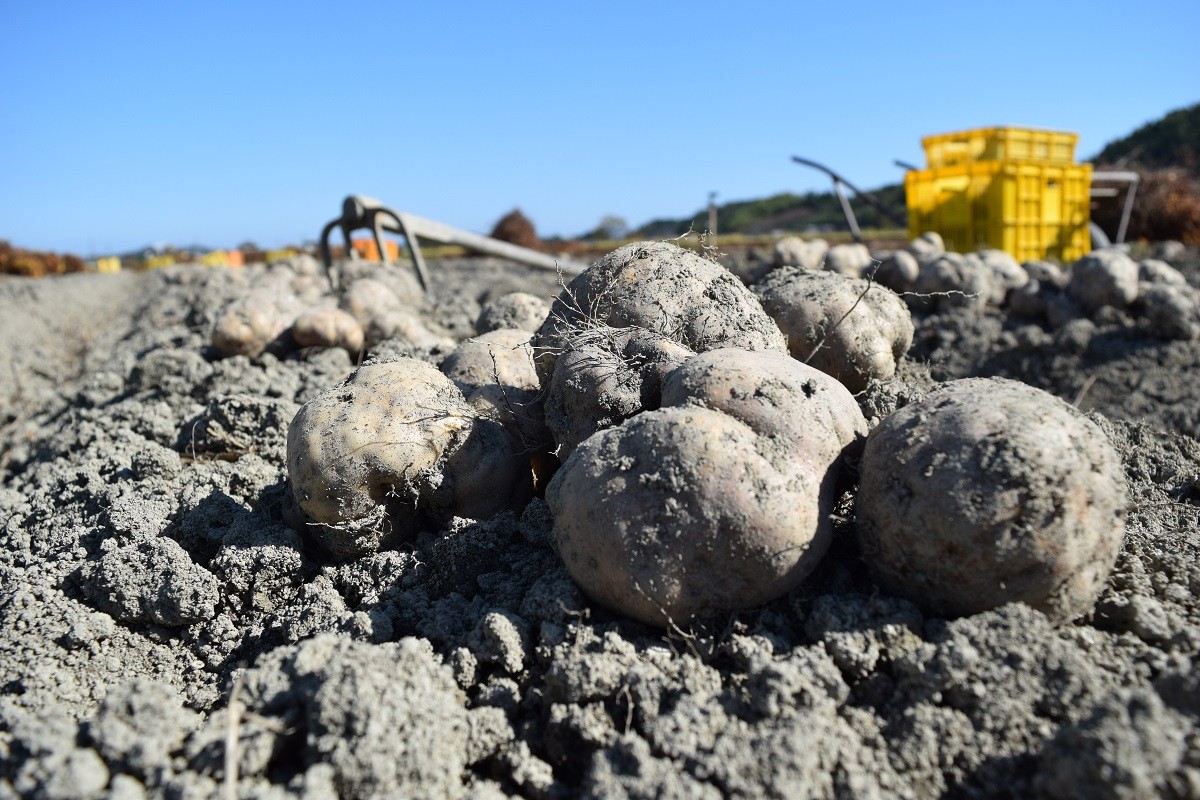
left=755, top=268, right=914, bottom=393
left=823, top=243, right=873, bottom=277
left=291, top=306, right=365, bottom=354
left=1138, top=258, right=1188, bottom=288
left=912, top=252, right=995, bottom=312
left=532, top=241, right=786, bottom=385
left=547, top=406, right=830, bottom=626
left=1067, top=249, right=1139, bottom=314
left=544, top=326, right=693, bottom=458
left=211, top=290, right=303, bottom=358
left=366, top=308, right=449, bottom=350
left=1022, top=260, right=1067, bottom=289
left=661, top=348, right=866, bottom=472
left=286, top=358, right=530, bottom=559
left=856, top=377, right=1127, bottom=622
left=978, top=249, right=1029, bottom=303
left=907, top=231, right=945, bottom=265
left=441, top=329, right=538, bottom=392
left=875, top=250, right=920, bottom=294
left=339, top=278, right=403, bottom=326
left=441, top=329, right=549, bottom=448
left=773, top=236, right=828, bottom=270
left=547, top=348, right=866, bottom=626
left=1142, top=284, right=1199, bottom=341
left=476, top=292, right=550, bottom=334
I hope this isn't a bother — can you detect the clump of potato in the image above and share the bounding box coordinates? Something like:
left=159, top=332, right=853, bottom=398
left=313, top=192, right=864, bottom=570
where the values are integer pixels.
left=977, top=249, right=1029, bottom=303
left=548, top=349, right=866, bottom=626
left=286, top=358, right=530, bottom=559
left=907, top=231, right=945, bottom=264
left=754, top=268, right=914, bottom=393
left=532, top=241, right=786, bottom=385
left=855, top=377, right=1127, bottom=622
left=476, top=292, right=550, bottom=334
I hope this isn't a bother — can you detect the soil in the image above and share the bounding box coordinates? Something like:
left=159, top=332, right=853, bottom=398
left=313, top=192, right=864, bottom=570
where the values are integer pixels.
left=2, top=248, right=1200, bottom=799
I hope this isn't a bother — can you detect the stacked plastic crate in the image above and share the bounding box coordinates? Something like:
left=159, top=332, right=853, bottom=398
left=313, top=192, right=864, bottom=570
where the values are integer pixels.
left=905, top=127, right=1092, bottom=262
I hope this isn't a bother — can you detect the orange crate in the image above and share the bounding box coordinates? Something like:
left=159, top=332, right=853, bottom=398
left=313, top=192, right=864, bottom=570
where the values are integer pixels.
left=906, top=160, right=1092, bottom=262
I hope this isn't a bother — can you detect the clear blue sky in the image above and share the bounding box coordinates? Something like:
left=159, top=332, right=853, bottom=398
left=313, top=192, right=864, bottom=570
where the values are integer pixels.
left=2, top=1, right=1197, bottom=256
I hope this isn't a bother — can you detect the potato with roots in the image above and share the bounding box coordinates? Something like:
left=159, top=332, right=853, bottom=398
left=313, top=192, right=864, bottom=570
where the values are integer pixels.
left=440, top=328, right=550, bottom=449
left=548, top=349, right=866, bottom=626
left=286, top=358, right=531, bottom=560
left=543, top=326, right=693, bottom=458
left=754, top=268, right=914, bottom=393
left=532, top=241, right=786, bottom=386
left=476, top=292, right=550, bottom=334
left=855, top=377, right=1127, bottom=622
left=291, top=306, right=365, bottom=354
left=211, top=290, right=304, bottom=357
left=911, top=252, right=996, bottom=312
left=874, top=250, right=920, bottom=294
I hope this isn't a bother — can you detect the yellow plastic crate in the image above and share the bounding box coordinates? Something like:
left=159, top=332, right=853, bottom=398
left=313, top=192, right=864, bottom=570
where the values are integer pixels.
left=906, top=160, right=1092, bottom=263
left=922, top=127, right=1079, bottom=169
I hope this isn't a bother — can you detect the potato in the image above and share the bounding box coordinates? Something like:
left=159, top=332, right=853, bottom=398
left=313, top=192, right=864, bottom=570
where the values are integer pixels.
left=286, top=358, right=530, bottom=559
left=855, top=377, right=1127, bottom=621
left=366, top=308, right=450, bottom=350
left=532, top=241, right=786, bottom=385
left=660, top=348, right=867, bottom=473
left=1067, top=249, right=1139, bottom=314
left=1141, top=284, right=1199, bottom=341
left=547, top=349, right=866, bottom=626
left=754, top=268, right=914, bottom=393
left=1138, top=258, right=1188, bottom=288
left=211, top=290, right=304, bottom=358
left=911, top=252, right=995, bottom=312
left=875, top=249, right=920, bottom=294
left=291, top=306, right=365, bottom=354
left=548, top=407, right=829, bottom=626
left=543, top=326, right=692, bottom=458
left=441, top=329, right=539, bottom=393
left=1022, top=259, right=1067, bottom=289
left=977, top=249, right=1029, bottom=302
left=441, top=329, right=549, bottom=448
left=822, top=243, right=873, bottom=277
left=476, top=292, right=550, bottom=334
left=773, top=236, right=828, bottom=270
left=907, top=231, right=945, bottom=265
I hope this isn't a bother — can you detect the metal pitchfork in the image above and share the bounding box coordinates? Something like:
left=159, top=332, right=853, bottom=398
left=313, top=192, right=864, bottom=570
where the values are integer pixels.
left=318, top=195, right=587, bottom=292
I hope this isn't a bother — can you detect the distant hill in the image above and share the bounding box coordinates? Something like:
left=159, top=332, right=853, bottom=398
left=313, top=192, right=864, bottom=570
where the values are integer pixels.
left=634, top=183, right=906, bottom=239
left=1091, top=101, right=1200, bottom=176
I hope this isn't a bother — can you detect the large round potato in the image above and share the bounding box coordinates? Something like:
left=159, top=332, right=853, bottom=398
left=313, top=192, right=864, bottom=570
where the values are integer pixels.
left=532, top=241, right=785, bottom=385
left=548, top=406, right=829, bottom=626
left=855, top=377, right=1127, bottom=621
left=286, top=358, right=530, bottom=559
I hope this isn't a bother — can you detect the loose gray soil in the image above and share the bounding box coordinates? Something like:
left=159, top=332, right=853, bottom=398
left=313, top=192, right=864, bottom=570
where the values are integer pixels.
left=2, top=250, right=1200, bottom=799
